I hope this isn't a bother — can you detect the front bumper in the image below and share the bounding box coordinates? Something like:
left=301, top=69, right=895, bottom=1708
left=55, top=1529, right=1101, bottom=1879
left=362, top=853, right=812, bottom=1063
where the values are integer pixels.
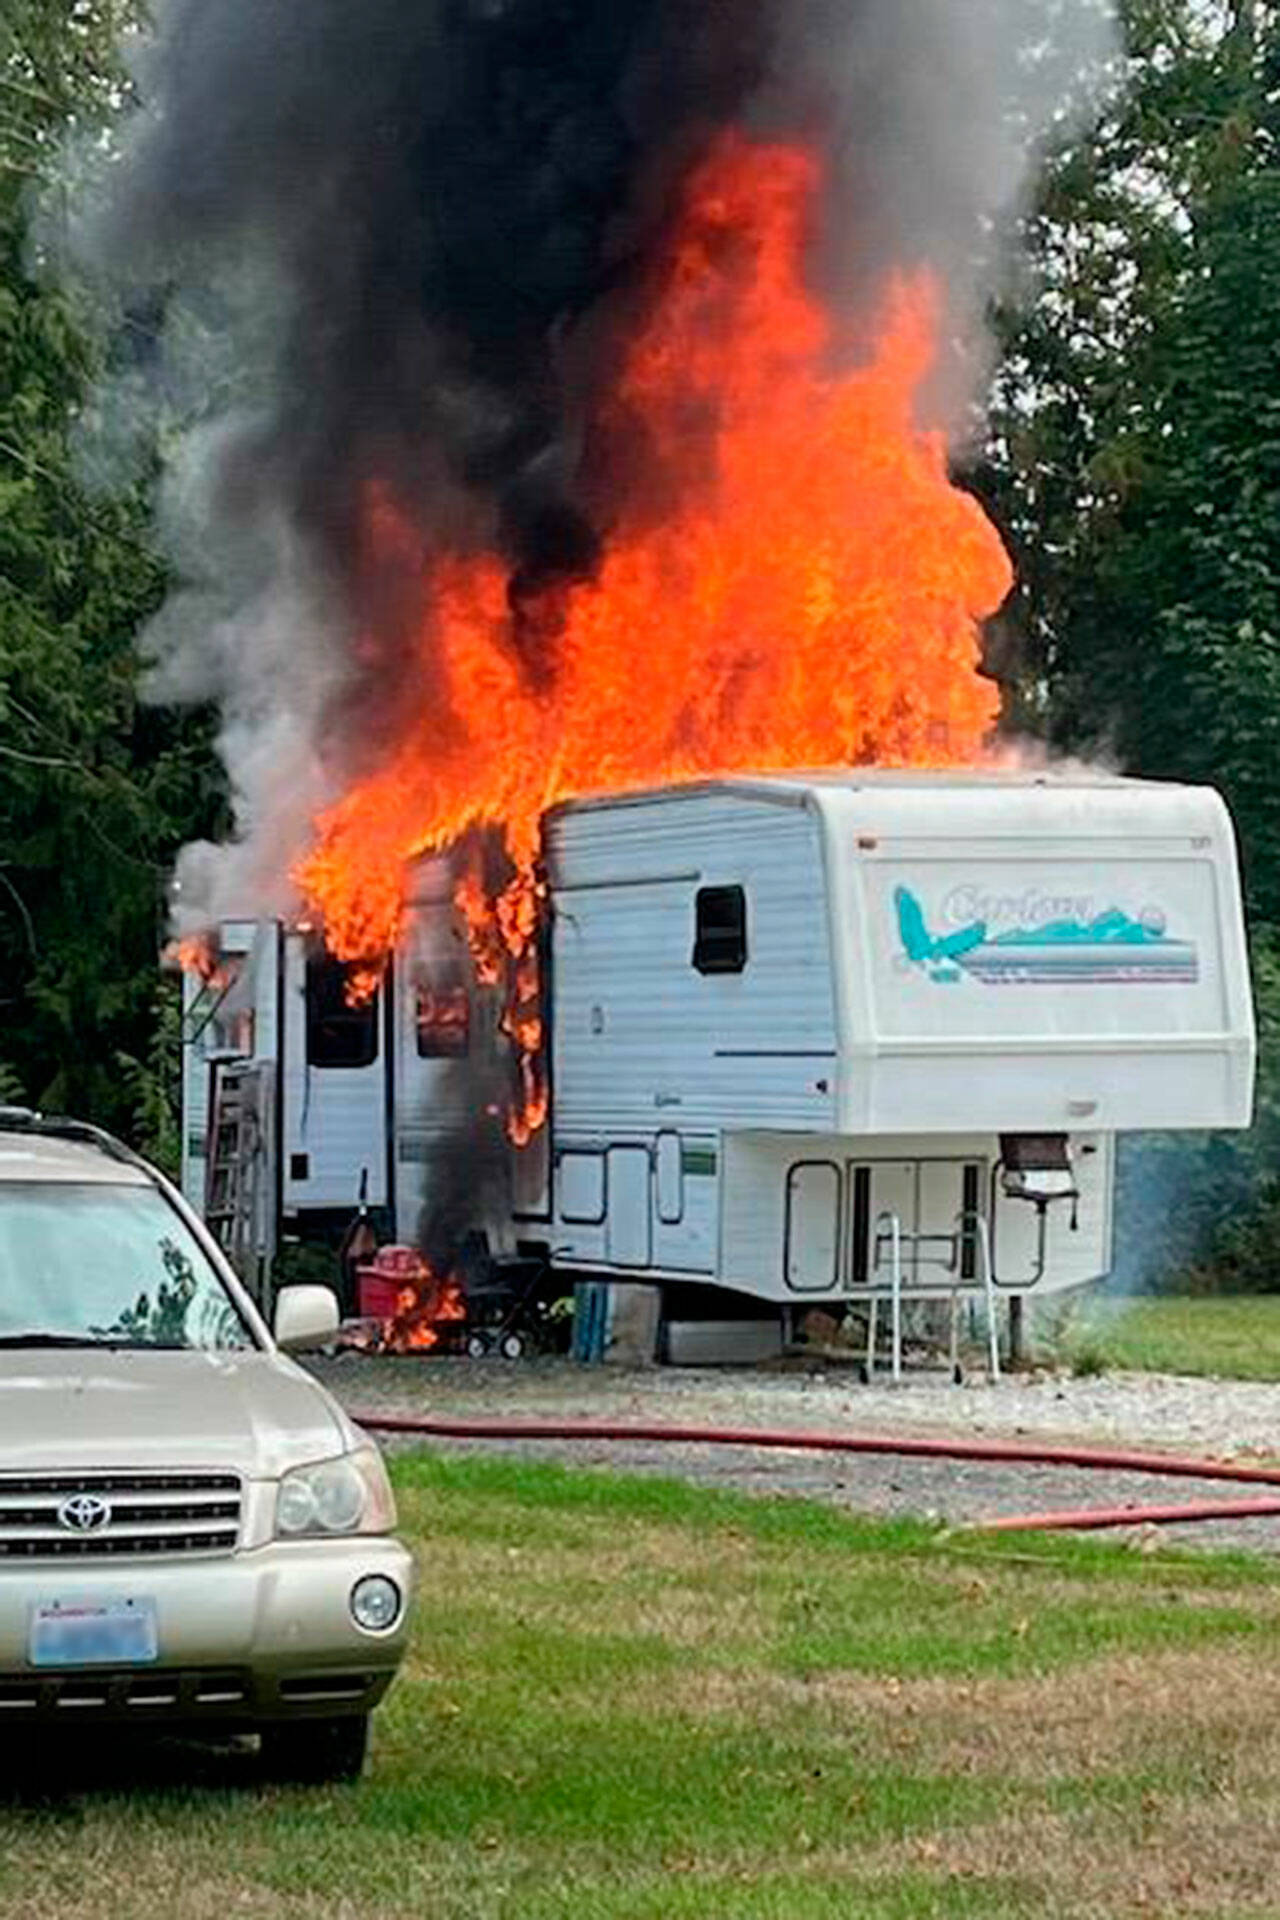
left=0, top=1536, right=413, bottom=1726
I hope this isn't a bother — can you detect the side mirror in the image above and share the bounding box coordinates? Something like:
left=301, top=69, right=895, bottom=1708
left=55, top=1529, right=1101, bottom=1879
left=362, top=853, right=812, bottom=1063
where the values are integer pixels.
left=274, top=1284, right=340, bottom=1349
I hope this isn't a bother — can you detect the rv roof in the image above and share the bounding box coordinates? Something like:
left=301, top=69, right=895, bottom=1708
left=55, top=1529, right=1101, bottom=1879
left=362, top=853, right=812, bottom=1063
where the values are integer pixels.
left=549, top=767, right=1140, bottom=816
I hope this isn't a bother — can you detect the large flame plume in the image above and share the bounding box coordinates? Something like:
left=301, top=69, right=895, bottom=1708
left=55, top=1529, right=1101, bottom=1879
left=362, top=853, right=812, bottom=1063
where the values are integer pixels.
left=297, top=134, right=1010, bottom=993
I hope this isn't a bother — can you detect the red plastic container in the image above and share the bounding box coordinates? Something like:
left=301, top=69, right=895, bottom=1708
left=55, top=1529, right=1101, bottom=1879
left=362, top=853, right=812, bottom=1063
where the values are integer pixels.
left=356, top=1244, right=427, bottom=1321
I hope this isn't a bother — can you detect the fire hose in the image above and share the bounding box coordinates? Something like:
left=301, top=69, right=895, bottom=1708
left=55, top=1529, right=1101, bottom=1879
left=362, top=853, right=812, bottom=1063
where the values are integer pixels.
left=352, top=1412, right=1280, bottom=1535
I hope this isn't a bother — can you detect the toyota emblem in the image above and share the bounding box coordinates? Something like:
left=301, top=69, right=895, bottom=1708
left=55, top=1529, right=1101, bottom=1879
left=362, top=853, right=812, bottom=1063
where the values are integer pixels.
left=57, top=1494, right=112, bottom=1534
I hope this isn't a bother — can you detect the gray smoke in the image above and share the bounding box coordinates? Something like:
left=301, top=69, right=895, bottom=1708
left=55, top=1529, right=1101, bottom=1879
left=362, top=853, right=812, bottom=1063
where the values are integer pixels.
left=50, top=0, right=1119, bottom=931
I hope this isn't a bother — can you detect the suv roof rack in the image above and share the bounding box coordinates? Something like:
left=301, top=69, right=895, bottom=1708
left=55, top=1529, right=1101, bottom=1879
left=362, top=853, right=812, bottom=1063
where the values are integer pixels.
left=0, top=1108, right=150, bottom=1175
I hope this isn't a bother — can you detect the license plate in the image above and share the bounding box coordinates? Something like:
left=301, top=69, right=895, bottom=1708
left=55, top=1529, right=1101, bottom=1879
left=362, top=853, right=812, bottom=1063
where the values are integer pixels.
left=29, top=1597, right=158, bottom=1668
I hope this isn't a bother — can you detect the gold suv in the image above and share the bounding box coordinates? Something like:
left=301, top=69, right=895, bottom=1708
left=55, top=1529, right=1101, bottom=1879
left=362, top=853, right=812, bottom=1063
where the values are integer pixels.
left=0, top=1112, right=412, bottom=1782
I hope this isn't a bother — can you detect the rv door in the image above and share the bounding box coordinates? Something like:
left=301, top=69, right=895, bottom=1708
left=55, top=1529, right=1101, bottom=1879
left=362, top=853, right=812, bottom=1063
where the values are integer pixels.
left=281, top=937, right=390, bottom=1218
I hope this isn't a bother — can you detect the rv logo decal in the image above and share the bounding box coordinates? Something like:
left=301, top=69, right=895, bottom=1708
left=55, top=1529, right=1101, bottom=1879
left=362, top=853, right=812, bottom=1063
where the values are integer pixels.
left=894, top=887, right=1199, bottom=986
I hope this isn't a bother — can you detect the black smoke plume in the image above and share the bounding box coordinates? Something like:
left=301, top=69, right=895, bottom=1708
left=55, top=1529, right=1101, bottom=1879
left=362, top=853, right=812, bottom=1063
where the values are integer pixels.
left=53, top=0, right=1118, bottom=927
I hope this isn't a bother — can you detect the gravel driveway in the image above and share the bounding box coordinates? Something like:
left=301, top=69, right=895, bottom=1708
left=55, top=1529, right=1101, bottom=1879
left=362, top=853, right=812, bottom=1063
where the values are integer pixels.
left=309, top=1352, right=1280, bottom=1553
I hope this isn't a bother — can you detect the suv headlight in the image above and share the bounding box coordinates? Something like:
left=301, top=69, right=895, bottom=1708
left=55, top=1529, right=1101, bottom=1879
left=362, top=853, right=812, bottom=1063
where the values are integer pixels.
left=275, top=1447, right=397, bottom=1538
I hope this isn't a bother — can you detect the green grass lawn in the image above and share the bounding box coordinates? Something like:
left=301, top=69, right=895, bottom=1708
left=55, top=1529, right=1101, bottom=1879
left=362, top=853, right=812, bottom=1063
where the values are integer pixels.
left=1049, top=1292, right=1280, bottom=1381
left=4, top=1454, right=1280, bottom=1919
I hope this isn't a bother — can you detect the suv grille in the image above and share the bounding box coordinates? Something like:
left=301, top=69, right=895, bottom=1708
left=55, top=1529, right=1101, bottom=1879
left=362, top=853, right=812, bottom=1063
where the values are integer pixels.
left=0, top=1474, right=242, bottom=1560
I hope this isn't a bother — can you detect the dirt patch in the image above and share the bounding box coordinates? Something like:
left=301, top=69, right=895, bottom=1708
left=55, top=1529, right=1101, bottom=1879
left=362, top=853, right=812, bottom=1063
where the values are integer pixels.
left=609, top=1644, right=1280, bottom=1774
left=0, top=1884, right=395, bottom=1920
left=874, top=1787, right=1280, bottom=1918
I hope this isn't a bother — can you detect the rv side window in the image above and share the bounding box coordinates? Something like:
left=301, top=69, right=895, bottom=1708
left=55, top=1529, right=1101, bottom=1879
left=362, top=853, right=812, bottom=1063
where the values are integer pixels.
left=693, top=886, right=747, bottom=975
left=415, top=973, right=470, bottom=1058
left=305, top=955, right=379, bottom=1070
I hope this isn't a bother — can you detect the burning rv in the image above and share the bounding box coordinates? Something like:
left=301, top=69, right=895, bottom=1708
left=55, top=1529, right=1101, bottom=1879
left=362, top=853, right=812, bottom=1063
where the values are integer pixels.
left=181, top=769, right=1255, bottom=1336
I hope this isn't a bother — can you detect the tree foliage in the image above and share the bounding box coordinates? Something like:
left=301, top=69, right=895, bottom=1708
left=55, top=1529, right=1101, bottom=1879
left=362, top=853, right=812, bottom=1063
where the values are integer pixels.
left=986, top=3, right=1280, bottom=889
left=978, top=0, right=1280, bottom=1284
left=0, top=1, right=223, bottom=1137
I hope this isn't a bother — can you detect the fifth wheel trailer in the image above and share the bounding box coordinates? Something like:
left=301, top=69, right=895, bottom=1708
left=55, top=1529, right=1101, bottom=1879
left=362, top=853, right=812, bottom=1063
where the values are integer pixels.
left=181, top=772, right=1256, bottom=1323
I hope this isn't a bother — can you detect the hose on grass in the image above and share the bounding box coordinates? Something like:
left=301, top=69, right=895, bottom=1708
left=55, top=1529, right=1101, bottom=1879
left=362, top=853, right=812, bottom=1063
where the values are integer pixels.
left=351, top=1412, right=1280, bottom=1534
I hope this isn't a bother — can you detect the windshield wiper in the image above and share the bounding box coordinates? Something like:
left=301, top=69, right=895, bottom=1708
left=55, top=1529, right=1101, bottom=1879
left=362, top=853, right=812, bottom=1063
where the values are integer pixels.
left=0, top=1332, right=187, bottom=1350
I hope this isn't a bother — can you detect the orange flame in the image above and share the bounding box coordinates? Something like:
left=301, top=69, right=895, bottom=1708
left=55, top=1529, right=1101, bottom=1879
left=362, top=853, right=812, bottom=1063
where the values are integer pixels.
left=166, top=933, right=227, bottom=987
left=296, top=131, right=1010, bottom=1095
left=386, top=1264, right=467, bottom=1352
left=455, top=865, right=549, bottom=1143
left=387, top=1273, right=467, bottom=1352
left=351, top=1243, right=468, bottom=1353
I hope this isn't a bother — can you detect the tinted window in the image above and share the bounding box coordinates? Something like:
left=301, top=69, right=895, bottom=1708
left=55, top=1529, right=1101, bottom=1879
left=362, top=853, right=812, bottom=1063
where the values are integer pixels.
left=693, top=886, right=748, bottom=975
left=306, top=955, right=379, bottom=1069
left=0, top=1183, right=255, bottom=1350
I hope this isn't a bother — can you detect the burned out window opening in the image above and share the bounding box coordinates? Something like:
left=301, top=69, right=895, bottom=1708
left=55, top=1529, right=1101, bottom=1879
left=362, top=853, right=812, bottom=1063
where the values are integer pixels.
left=305, top=954, right=379, bottom=1070
left=415, top=969, right=471, bottom=1059
left=693, top=885, right=748, bottom=975
left=188, top=957, right=255, bottom=1058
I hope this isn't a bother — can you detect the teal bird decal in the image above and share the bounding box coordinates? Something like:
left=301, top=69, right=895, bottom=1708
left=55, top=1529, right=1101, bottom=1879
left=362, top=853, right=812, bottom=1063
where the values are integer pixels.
left=895, top=887, right=987, bottom=965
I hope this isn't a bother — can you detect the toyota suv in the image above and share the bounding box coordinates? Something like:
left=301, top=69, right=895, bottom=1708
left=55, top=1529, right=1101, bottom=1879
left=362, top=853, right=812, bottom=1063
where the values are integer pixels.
left=0, top=1111, right=412, bottom=1781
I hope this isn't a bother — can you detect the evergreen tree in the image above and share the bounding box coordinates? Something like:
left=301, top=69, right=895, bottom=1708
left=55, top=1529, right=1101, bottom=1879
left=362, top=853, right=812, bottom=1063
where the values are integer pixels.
left=0, top=1, right=222, bottom=1144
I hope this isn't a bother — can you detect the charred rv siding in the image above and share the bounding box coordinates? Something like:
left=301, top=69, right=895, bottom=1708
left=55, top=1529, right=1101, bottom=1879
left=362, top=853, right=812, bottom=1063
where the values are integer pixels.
left=392, top=871, right=489, bottom=1242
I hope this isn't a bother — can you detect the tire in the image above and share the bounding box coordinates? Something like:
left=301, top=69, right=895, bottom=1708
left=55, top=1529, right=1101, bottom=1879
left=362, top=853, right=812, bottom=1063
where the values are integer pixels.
left=500, top=1332, right=525, bottom=1361
left=259, top=1713, right=369, bottom=1785
left=466, top=1332, right=490, bottom=1359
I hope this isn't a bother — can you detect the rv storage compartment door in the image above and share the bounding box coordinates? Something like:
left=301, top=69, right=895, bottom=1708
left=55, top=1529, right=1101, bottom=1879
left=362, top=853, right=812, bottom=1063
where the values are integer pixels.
left=606, top=1146, right=652, bottom=1268
left=655, top=1132, right=683, bottom=1225
left=560, top=1151, right=606, bottom=1224
left=784, top=1163, right=841, bottom=1293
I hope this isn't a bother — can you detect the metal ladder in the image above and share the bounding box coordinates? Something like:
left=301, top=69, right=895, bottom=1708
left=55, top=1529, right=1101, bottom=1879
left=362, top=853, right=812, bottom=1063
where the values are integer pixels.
left=866, top=1209, right=1000, bottom=1385
left=204, top=1058, right=273, bottom=1301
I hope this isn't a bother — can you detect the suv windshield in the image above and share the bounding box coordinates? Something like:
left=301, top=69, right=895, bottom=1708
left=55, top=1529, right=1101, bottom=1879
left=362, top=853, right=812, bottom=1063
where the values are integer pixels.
left=0, top=1182, right=255, bottom=1351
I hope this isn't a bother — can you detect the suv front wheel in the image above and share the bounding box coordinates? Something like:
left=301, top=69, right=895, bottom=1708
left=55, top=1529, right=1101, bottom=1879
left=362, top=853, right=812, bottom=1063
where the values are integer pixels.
left=259, top=1713, right=370, bottom=1784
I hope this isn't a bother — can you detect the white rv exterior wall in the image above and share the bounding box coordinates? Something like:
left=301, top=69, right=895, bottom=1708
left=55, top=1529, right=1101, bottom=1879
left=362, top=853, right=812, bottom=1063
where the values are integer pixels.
left=719, top=1130, right=1112, bottom=1303
left=545, top=786, right=841, bottom=1281
left=546, top=788, right=839, bottom=1139
left=813, top=776, right=1254, bottom=1135
left=180, top=771, right=1251, bottom=1315
left=545, top=773, right=1254, bottom=1147
left=543, top=772, right=1249, bottom=1305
